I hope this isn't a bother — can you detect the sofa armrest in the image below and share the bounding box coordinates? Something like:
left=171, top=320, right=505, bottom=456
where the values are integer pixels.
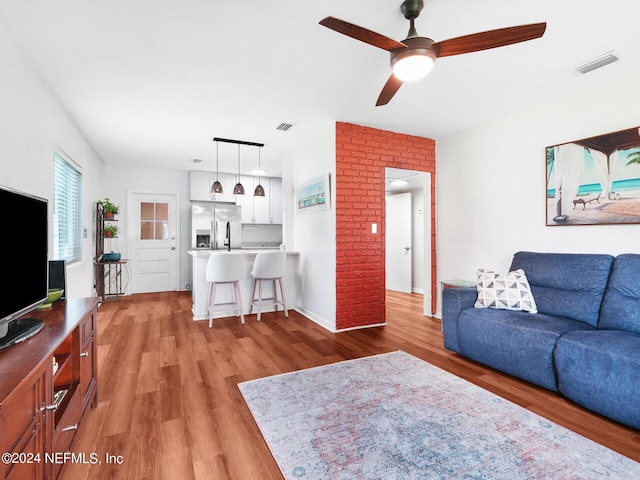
left=442, top=287, right=477, bottom=352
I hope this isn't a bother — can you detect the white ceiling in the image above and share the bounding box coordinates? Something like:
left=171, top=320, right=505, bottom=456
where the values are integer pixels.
left=1, top=0, right=639, bottom=178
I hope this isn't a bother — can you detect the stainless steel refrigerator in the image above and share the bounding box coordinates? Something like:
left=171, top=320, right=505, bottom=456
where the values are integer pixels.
left=191, top=202, right=242, bottom=250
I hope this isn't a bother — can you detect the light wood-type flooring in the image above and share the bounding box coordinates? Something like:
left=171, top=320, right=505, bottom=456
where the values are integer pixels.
left=61, top=291, right=640, bottom=479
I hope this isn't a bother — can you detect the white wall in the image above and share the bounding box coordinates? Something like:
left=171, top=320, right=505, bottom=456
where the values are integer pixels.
left=411, top=188, right=425, bottom=293
left=103, top=164, right=190, bottom=291
left=436, top=71, right=640, bottom=315
left=288, top=122, right=337, bottom=330
left=0, top=19, right=104, bottom=298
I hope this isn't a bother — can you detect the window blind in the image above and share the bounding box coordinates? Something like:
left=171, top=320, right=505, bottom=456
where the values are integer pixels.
left=53, top=152, right=82, bottom=263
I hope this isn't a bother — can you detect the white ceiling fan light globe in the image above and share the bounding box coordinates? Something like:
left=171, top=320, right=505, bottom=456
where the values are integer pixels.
left=390, top=37, right=437, bottom=83
left=392, top=54, right=434, bottom=81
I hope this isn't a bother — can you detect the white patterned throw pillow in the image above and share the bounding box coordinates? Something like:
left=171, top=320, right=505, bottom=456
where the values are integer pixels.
left=474, top=268, right=538, bottom=313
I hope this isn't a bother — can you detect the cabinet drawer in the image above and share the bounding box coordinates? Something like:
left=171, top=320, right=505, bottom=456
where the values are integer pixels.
left=53, top=387, right=82, bottom=455
left=80, top=340, right=96, bottom=412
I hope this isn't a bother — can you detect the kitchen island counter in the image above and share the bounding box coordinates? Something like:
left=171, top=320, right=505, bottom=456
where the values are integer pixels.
left=188, top=249, right=299, bottom=321
left=189, top=248, right=292, bottom=255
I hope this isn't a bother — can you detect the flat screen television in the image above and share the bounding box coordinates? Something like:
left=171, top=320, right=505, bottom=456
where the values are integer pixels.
left=0, top=185, right=48, bottom=350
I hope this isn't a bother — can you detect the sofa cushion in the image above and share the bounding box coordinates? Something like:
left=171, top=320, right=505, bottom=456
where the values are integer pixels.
left=510, top=251, right=614, bottom=327
left=599, top=253, right=640, bottom=334
left=457, top=308, right=594, bottom=391
left=554, top=330, right=640, bottom=430
left=474, top=268, right=537, bottom=313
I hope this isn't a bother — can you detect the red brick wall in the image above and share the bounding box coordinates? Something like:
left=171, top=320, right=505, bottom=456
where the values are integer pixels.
left=335, top=122, right=436, bottom=330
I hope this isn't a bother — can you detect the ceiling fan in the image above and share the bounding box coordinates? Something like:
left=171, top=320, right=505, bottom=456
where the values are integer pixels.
left=319, top=0, right=546, bottom=106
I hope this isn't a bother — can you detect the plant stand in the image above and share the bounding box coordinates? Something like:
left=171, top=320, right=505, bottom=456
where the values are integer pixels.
left=94, top=203, right=127, bottom=302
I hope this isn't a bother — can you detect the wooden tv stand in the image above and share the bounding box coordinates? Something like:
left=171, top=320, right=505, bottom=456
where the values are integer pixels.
left=0, top=297, right=98, bottom=480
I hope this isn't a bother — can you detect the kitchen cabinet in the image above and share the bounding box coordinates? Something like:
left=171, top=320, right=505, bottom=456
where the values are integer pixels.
left=190, top=171, right=236, bottom=203
left=236, top=175, right=268, bottom=224
left=0, top=362, right=47, bottom=480
left=0, top=298, right=98, bottom=480
left=252, top=177, right=270, bottom=223
left=235, top=175, right=255, bottom=223
left=269, top=177, right=283, bottom=224
left=193, top=170, right=282, bottom=224
left=190, top=170, right=211, bottom=201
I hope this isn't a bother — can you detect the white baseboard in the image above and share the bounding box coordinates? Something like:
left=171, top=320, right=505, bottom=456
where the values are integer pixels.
left=293, top=306, right=336, bottom=332
left=335, top=322, right=386, bottom=333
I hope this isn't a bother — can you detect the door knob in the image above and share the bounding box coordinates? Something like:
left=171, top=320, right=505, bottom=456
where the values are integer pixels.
left=405, top=246, right=410, bottom=255
left=171, top=246, right=176, bottom=250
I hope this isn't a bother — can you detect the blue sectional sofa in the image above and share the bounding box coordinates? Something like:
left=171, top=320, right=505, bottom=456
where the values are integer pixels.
left=442, top=251, right=640, bottom=430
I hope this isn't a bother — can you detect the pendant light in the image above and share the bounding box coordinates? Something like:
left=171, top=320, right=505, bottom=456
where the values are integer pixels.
left=254, top=146, right=265, bottom=197
left=211, top=140, right=223, bottom=195
left=233, top=144, right=245, bottom=195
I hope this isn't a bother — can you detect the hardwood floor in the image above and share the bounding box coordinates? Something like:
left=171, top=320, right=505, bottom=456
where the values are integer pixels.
left=61, top=290, right=640, bottom=479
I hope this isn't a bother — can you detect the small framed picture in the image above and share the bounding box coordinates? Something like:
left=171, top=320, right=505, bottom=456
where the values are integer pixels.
left=296, top=174, right=330, bottom=214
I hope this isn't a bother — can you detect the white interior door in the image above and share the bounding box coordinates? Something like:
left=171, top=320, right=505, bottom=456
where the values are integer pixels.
left=386, top=192, right=412, bottom=293
left=129, top=192, right=179, bottom=293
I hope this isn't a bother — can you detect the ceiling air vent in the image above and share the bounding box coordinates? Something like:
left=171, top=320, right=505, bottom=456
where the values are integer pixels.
left=574, top=52, right=619, bottom=74
left=276, top=123, right=294, bottom=132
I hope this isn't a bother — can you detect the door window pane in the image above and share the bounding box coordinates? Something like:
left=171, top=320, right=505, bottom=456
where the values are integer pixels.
left=156, top=203, right=168, bottom=221
left=155, top=223, right=167, bottom=240
left=139, top=202, right=169, bottom=240
left=140, top=202, right=155, bottom=221
left=140, top=221, right=154, bottom=240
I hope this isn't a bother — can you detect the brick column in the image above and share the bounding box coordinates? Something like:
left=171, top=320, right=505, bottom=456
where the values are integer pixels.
left=335, top=122, right=436, bottom=330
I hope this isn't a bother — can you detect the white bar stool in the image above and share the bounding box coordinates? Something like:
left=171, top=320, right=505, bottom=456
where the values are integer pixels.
left=206, top=253, right=245, bottom=327
left=250, top=251, right=288, bottom=321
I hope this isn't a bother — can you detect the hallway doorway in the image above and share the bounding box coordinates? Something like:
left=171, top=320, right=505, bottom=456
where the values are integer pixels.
left=385, top=167, right=432, bottom=315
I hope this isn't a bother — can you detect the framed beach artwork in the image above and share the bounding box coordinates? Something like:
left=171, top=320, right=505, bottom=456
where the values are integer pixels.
left=546, top=126, right=640, bottom=225
left=296, top=174, right=330, bottom=214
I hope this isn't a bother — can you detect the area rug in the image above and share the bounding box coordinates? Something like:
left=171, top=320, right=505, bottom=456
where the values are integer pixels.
left=239, top=351, right=640, bottom=479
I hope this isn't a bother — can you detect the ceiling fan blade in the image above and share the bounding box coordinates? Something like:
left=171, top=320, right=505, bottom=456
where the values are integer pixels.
left=433, top=22, right=546, bottom=58
left=376, top=75, right=404, bottom=106
left=320, top=16, right=407, bottom=52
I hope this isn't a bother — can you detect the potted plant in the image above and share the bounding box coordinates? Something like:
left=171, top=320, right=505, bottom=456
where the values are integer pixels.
left=98, top=198, right=119, bottom=219
left=103, top=224, right=119, bottom=238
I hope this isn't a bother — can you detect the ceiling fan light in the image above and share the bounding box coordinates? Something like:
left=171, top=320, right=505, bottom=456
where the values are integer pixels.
left=392, top=54, right=434, bottom=81
left=251, top=168, right=267, bottom=176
